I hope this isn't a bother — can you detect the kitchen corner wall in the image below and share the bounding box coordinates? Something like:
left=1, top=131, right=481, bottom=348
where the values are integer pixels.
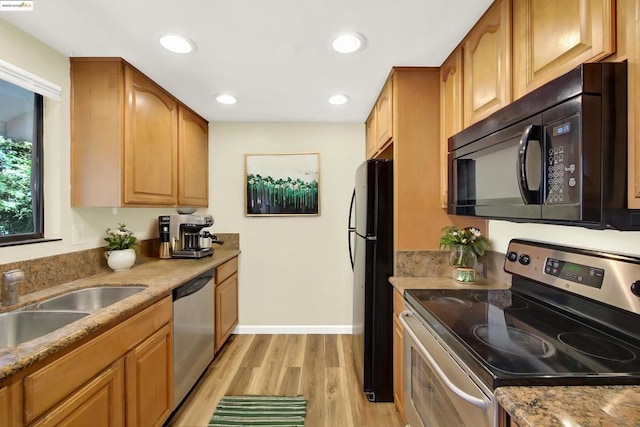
left=208, top=123, right=363, bottom=333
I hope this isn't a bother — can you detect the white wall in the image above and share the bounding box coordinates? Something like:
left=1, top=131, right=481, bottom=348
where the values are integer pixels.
left=208, top=123, right=363, bottom=332
left=0, top=19, right=185, bottom=264
left=489, top=220, right=640, bottom=256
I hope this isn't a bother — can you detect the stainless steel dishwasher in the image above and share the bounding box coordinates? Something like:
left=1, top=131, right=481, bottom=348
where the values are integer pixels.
left=172, top=268, right=215, bottom=409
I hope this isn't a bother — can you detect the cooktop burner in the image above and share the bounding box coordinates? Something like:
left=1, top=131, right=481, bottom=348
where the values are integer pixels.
left=558, top=333, right=637, bottom=362
left=473, top=293, right=529, bottom=310
left=472, top=324, right=555, bottom=358
left=429, top=295, right=472, bottom=309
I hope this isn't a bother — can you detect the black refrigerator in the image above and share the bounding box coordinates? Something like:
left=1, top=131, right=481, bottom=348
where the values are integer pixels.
left=348, top=159, right=394, bottom=402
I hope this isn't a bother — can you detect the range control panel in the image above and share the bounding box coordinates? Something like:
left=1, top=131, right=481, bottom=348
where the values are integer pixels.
left=504, top=239, right=640, bottom=315
left=544, top=258, right=604, bottom=289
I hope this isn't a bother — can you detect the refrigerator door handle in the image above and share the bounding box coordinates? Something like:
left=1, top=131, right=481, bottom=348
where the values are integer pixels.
left=348, top=190, right=356, bottom=270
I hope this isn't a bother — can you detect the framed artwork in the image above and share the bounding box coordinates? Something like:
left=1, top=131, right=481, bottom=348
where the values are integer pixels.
left=245, top=153, right=320, bottom=216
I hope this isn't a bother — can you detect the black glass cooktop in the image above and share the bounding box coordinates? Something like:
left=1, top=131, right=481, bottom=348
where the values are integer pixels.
left=405, top=287, right=640, bottom=389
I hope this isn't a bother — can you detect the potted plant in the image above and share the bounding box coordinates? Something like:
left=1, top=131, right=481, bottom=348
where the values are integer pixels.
left=104, top=223, right=138, bottom=271
left=439, top=226, right=489, bottom=282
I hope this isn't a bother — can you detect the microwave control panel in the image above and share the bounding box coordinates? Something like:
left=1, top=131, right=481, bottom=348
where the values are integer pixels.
left=544, top=114, right=580, bottom=205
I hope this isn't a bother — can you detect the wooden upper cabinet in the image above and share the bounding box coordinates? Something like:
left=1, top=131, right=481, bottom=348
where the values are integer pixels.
left=71, top=57, right=208, bottom=207
left=440, top=48, right=463, bottom=208
left=512, top=0, right=615, bottom=99
left=376, top=76, right=394, bottom=149
left=124, top=67, right=178, bottom=205
left=365, top=109, right=377, bottom=159
left=463, top=0, right=512, bottom=127
left=178, top=106, right=209, bottom=206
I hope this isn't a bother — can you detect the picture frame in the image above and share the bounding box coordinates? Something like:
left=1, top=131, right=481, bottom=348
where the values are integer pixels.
left=245, top=152, right=320, bottom=216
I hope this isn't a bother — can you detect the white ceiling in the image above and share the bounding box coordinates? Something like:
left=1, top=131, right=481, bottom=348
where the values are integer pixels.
left=1, top=0, right=493, bottom=123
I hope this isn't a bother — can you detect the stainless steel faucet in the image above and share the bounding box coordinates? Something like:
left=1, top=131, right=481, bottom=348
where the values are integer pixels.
left=2, top=269, right=25, bottom=306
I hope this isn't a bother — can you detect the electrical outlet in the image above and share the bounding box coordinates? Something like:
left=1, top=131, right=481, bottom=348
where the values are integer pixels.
left=72, top=223, right=85, bottom=245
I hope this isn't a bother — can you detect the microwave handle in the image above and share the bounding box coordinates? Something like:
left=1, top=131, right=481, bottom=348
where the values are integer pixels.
left=517, top=124, right=540, bottom=204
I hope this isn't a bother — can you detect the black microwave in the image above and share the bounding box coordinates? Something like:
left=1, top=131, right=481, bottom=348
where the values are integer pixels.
left=448, top=62, right=640, bottom=230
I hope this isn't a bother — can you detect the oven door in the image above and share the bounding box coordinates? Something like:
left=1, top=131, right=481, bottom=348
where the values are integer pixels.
left=400, top=310, right=496, bottom=427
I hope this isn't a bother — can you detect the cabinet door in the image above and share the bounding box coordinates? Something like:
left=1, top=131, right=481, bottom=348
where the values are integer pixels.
left=440, top=48, right=463, bottom=208
left=365, top=109, right=377, bottom=159
left=393, top=314, right=404, bottom=421
left=513, top=0, right=615, bottom=99
left=125, top=323, right=173, bottom=427
left=215, top=272, right=239, bottom=352
left=31, top=360, right=125, bottom=427
left=178, top=106, right=209, bottom=207
left=0, top=384, right=8, bottom=427
left=376, top=77, right=393, bottom=148
left=629, top=0, right=640, bottom=206
left=463, top=0, right=511, bottom=126
left=393, top=289, right=405, bottom=422
left=124, top=66, right=178, bottom=205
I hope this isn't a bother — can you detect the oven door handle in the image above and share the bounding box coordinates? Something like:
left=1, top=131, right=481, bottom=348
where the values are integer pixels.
left=399, top=310, right=491, bottom=411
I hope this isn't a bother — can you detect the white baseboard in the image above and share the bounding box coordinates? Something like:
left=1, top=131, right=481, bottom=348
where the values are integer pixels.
left=233, top=325, right=354, bottom=334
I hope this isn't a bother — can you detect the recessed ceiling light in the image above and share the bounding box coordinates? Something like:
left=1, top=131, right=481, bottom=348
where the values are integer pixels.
left=216, top=94, right=237, bottom=105
left=331, top=33, right=365, bottom=54
left=160, top=34, right=196, bottom=54
left=328, top=94, right=350, bottom=105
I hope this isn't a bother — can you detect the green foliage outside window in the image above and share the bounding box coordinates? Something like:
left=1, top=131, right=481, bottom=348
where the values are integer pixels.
left=0, top=135, right=34, bottom=236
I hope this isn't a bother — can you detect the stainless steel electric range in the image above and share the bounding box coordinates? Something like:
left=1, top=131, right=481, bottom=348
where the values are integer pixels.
left=400, top=239, right=640, bottom=427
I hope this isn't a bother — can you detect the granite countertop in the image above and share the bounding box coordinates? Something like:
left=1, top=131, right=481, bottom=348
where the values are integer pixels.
left=0, top=249, right=240, bottom=383
left=496, top=385, right=640, bottom=427
left=389, top=275, right=511, bottom=293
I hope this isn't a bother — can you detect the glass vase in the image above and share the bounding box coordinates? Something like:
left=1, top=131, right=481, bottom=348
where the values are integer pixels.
left=450, top=244, right=477, bottom=282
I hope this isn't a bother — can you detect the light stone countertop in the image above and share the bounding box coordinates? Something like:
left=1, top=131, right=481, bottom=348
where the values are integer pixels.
left=392, top=276, right=640, bottom=427
left=0, top=249, right=240, bottom=383
left=496, top=385, right=640, bottom=427
left=389, top=275, right=511, bottom=293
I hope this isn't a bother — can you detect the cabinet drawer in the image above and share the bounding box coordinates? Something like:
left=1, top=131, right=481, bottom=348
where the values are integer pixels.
left=393, top=289, right=404, bottom=315
left=216, top=257, right=238, bottom=284
left=24, top=297, right=171, bottom=423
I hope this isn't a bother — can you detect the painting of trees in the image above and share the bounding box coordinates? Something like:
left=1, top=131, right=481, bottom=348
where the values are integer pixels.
left=245, top=153, right=319, bottom=215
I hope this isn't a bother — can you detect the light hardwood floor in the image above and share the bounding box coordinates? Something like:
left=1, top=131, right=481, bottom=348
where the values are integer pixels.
left=166, top=334, right=404, bottom=427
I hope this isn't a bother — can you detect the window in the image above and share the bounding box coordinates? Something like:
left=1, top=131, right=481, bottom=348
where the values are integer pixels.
left=0, top=79, right=44, bottom=244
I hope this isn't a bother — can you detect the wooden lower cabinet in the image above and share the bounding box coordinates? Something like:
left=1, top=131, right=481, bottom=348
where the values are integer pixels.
left=393, top=289, right=406, bottom=422
left=17, top=297, right=172, bottom=427
left=125, top=323, right=173, bottom=427
left=31, top=360, right=125, bottom=427
left=215, top=257, right=239, bottom=352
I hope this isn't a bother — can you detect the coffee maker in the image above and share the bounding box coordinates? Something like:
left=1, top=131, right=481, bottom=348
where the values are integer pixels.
left=158, top=215, right=223, bottom=259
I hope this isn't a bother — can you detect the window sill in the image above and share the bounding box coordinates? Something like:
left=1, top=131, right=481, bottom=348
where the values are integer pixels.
left=0, top=238, right=62, bottom=248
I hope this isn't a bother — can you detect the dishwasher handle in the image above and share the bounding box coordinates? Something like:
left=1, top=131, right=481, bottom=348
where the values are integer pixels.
left=173, top=273, right=214, bottom=301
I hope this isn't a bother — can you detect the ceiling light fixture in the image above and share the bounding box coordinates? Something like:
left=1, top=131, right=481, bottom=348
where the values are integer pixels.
left=216, top=94, right=237, bottom=105
left=331, top=33, right=365, bottom=54
left=328, top=94, right=350, bottom=105
left=160, top=34, right=196, bottom=54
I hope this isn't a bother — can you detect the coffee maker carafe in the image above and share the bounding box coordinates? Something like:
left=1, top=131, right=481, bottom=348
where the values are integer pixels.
left=158, top=214, right=223, bottom=258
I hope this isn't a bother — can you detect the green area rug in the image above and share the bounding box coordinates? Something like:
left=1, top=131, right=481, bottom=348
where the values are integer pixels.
left=209, top=395, right=307, bottom=426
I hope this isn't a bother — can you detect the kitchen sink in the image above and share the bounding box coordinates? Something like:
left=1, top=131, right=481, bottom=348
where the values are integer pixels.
left=0, top=311, right=90, bottom=348
left=32, top=286, right=147, bottom=312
